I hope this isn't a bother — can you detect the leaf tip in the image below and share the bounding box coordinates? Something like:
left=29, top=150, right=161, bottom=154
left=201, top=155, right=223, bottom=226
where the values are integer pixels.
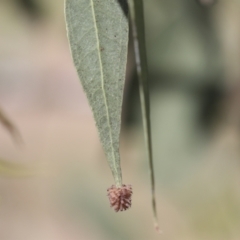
left=154, top=222, right=163, bottom=234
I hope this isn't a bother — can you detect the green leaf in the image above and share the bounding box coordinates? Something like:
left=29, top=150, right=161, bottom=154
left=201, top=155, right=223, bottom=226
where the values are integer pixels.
left=65, top=0, right=128, bottom=187
left=128, top=0, right=160, bottom=231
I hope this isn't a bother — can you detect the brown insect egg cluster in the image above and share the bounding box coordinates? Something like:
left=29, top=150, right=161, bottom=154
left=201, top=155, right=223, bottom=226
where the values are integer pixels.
left=107, top=184, right=132, bottom=212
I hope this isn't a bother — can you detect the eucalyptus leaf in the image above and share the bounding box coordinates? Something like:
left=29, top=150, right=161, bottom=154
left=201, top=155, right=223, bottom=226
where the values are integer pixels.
left=65, top=0, right=128, bottom=187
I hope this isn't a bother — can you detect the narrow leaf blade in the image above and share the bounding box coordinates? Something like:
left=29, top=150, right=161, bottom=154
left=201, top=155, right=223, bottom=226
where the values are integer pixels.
left=65, top=0, right=128, bottom=186
left=128, top=0, right=160, bottom=231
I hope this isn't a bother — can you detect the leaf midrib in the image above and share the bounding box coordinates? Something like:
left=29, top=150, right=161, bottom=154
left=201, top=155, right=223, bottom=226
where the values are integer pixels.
left=90, top=0, right=118, bottom=182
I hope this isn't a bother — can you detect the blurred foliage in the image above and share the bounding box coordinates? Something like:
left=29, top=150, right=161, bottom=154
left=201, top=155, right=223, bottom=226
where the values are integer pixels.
left=0, top=107, right=22, bottom=144
left=0, top=107, right=32, bottom=177
left=126, top=0, right=224, bottom=128
left=13, top=0, right=44, bottom=20
left=0, top=159, right=34, bottom=177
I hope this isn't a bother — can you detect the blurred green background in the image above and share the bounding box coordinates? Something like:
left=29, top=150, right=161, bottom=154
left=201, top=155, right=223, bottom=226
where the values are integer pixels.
left=0, top=0, right=240, bottom=239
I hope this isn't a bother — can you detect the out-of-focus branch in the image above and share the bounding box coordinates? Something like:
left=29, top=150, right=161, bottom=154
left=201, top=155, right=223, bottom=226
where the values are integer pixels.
left=197, top=0, right=217, bottom=7
left=0, top=107, right=23, bottom=144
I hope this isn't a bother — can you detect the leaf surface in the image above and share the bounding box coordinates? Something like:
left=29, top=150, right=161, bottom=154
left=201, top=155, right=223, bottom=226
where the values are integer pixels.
left=65, top=0, right=128, bottom=186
